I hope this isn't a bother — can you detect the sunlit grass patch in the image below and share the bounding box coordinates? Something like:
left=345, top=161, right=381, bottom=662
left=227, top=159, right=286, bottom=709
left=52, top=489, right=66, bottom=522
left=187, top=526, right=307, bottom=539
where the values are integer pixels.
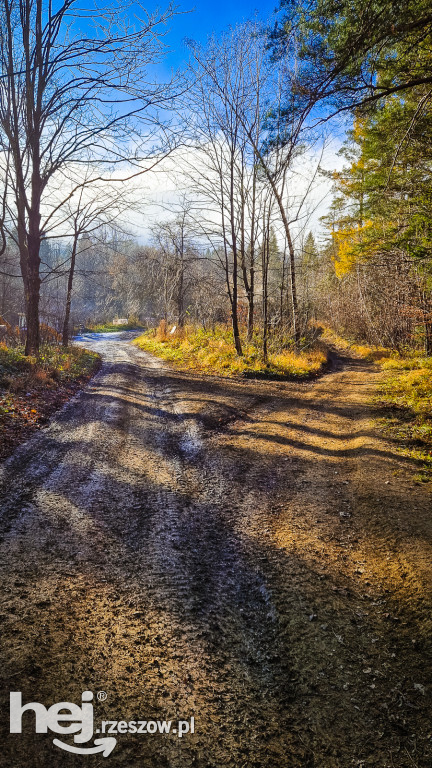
left=376, top=358, right=432, bottom=481
left=314, top=324, right=432, bottom=480
left=85, top=322, right=144, bottom=333
left=0, top=343, right=100, bottom=392
left=0, top=343, right=101, bottom=459
left=133, top=325, right=327, bottom=379
left=319, top=325, right=394, bottom=362
left=380, top=355, right=432, bottom=371
left=38, top=345, right=101, bottom=381
left=0, top=344, right=31, bottom=385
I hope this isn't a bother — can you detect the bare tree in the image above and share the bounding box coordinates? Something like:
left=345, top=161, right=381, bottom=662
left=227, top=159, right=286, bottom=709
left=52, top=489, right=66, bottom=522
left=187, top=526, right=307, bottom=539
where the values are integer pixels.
left=183, top=22, right=326, bottom=354
left=151, top=203, right=202, bottom=328
left=58, top=181, right=133, bottom=346
left=184, top=23, right=272, bottom=354
left=0, top=0, right=178, bottom=353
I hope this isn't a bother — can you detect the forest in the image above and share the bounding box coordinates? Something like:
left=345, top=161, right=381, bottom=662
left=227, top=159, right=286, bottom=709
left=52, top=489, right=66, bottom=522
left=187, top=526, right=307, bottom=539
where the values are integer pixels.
left=0, top=0, right=430, bottom=358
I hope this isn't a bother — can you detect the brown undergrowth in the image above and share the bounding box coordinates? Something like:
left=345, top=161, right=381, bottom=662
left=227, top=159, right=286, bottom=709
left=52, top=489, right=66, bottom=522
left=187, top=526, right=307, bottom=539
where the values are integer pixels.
left=0, top=344, right=100, bottom=461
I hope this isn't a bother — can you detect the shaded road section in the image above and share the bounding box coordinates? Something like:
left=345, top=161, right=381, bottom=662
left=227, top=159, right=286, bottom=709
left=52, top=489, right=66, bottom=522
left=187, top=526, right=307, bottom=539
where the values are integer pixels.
left=0, top=332, right=431, bottom=767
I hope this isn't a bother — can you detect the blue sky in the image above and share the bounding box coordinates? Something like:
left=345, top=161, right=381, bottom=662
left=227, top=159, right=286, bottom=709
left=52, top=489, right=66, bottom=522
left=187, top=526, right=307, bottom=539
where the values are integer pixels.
left=157, top=0, right=279, bottom=72
left=118, top=0, right=342, bottom=241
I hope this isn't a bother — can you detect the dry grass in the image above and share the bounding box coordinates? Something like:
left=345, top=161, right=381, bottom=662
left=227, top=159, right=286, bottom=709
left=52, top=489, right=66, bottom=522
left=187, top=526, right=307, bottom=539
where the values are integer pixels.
left=0, top=343, right=101, bottom=459
left=376, top=358, right=432, bottom=481
left=319, top=325, right=395, bottom=362
left=0, top=343, right=100, bottom=393
left=134, top=324, right=328, bottom=379
left=312, top=325, right=432, bottom=480
left=86, top=321, right=144, bottom=333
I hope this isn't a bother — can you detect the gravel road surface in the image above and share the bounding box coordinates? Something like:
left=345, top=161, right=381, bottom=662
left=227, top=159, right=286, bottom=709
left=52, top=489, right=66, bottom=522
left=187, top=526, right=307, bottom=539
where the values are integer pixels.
left=0, top=332, right=431, bottom=767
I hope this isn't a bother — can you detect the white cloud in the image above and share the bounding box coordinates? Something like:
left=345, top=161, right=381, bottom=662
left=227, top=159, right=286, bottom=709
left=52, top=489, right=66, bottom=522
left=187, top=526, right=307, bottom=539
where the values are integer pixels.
left=120, top=134, right=345, bottom=248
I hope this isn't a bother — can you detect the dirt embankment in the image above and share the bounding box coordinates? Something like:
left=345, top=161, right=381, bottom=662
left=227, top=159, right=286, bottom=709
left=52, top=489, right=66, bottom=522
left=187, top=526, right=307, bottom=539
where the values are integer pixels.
left=0, top=335, right=430, bottom=768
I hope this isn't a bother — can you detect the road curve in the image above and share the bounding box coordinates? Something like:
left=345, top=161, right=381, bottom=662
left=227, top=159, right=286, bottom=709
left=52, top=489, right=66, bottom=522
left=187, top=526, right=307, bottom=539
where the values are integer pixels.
left=0, top=333, right=431, bottom=768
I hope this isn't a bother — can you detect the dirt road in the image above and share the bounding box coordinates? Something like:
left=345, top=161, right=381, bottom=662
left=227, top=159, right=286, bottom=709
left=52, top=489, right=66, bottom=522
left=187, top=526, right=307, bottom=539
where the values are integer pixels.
left=0, top=332, right=431, bottom=767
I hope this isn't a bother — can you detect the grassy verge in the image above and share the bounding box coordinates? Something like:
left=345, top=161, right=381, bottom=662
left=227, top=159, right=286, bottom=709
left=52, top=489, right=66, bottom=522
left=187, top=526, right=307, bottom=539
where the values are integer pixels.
left=0, top=344, right=100, bottom=390
left=84, top=322, right=144, bottom=333
left=319, top=325, right=432, bottom=481
left=320, top=326, right=396, bottom=363
left=133, top=325, right=328, bottom=379
left=376, top=355, right=432, bottom=481
left=0, top=344, right=100, bottom=461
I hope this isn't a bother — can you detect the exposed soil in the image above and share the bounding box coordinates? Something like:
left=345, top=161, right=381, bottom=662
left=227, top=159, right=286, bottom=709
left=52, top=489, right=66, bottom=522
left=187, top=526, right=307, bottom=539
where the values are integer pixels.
left=0, top=332, right=431, bottom=767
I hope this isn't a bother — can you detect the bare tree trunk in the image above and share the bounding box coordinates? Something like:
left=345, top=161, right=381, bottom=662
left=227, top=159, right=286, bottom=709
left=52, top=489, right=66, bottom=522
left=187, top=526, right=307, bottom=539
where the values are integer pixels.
left=240, top=259, right=254, bottom=343
left=164, top=267, right=169, bottom=325
left=239, top=157, right=254, bottom=342
left=25, top=214, right=41, bottom=355
left=280, top=242, right=287, bottom=327
left=221, top=236, right=242, bottom=357
left=231, top=250, right=243, bottom=356
left=286, top=226, right=300, bottom=346
left=247, top=169, right=256, bottom=342
left=62, top=237, right=78, bottom=346
left=243, top=133, right=302, bottom=346
left=24, top=1, right=42, bottom=355
left=262, top=214, right=270, bottom=364
left=229, top=148, right=243, bottom=356
left=25, top=265, right=40, bottom=355
left=421, top=289, right=432, bottom=356
left=248, top=267, right=254, bottom=341
left=177, top=262, right=185, bottom=327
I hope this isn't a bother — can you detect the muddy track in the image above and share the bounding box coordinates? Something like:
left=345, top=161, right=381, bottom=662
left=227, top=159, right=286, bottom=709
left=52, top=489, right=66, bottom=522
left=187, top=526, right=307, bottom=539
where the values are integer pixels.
left=0, top=333, right=431, bottom=768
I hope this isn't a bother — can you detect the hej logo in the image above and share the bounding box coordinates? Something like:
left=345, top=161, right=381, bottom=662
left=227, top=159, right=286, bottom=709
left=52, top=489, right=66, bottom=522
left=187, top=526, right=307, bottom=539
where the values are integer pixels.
left=10, top=691, right=116, bottom=756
